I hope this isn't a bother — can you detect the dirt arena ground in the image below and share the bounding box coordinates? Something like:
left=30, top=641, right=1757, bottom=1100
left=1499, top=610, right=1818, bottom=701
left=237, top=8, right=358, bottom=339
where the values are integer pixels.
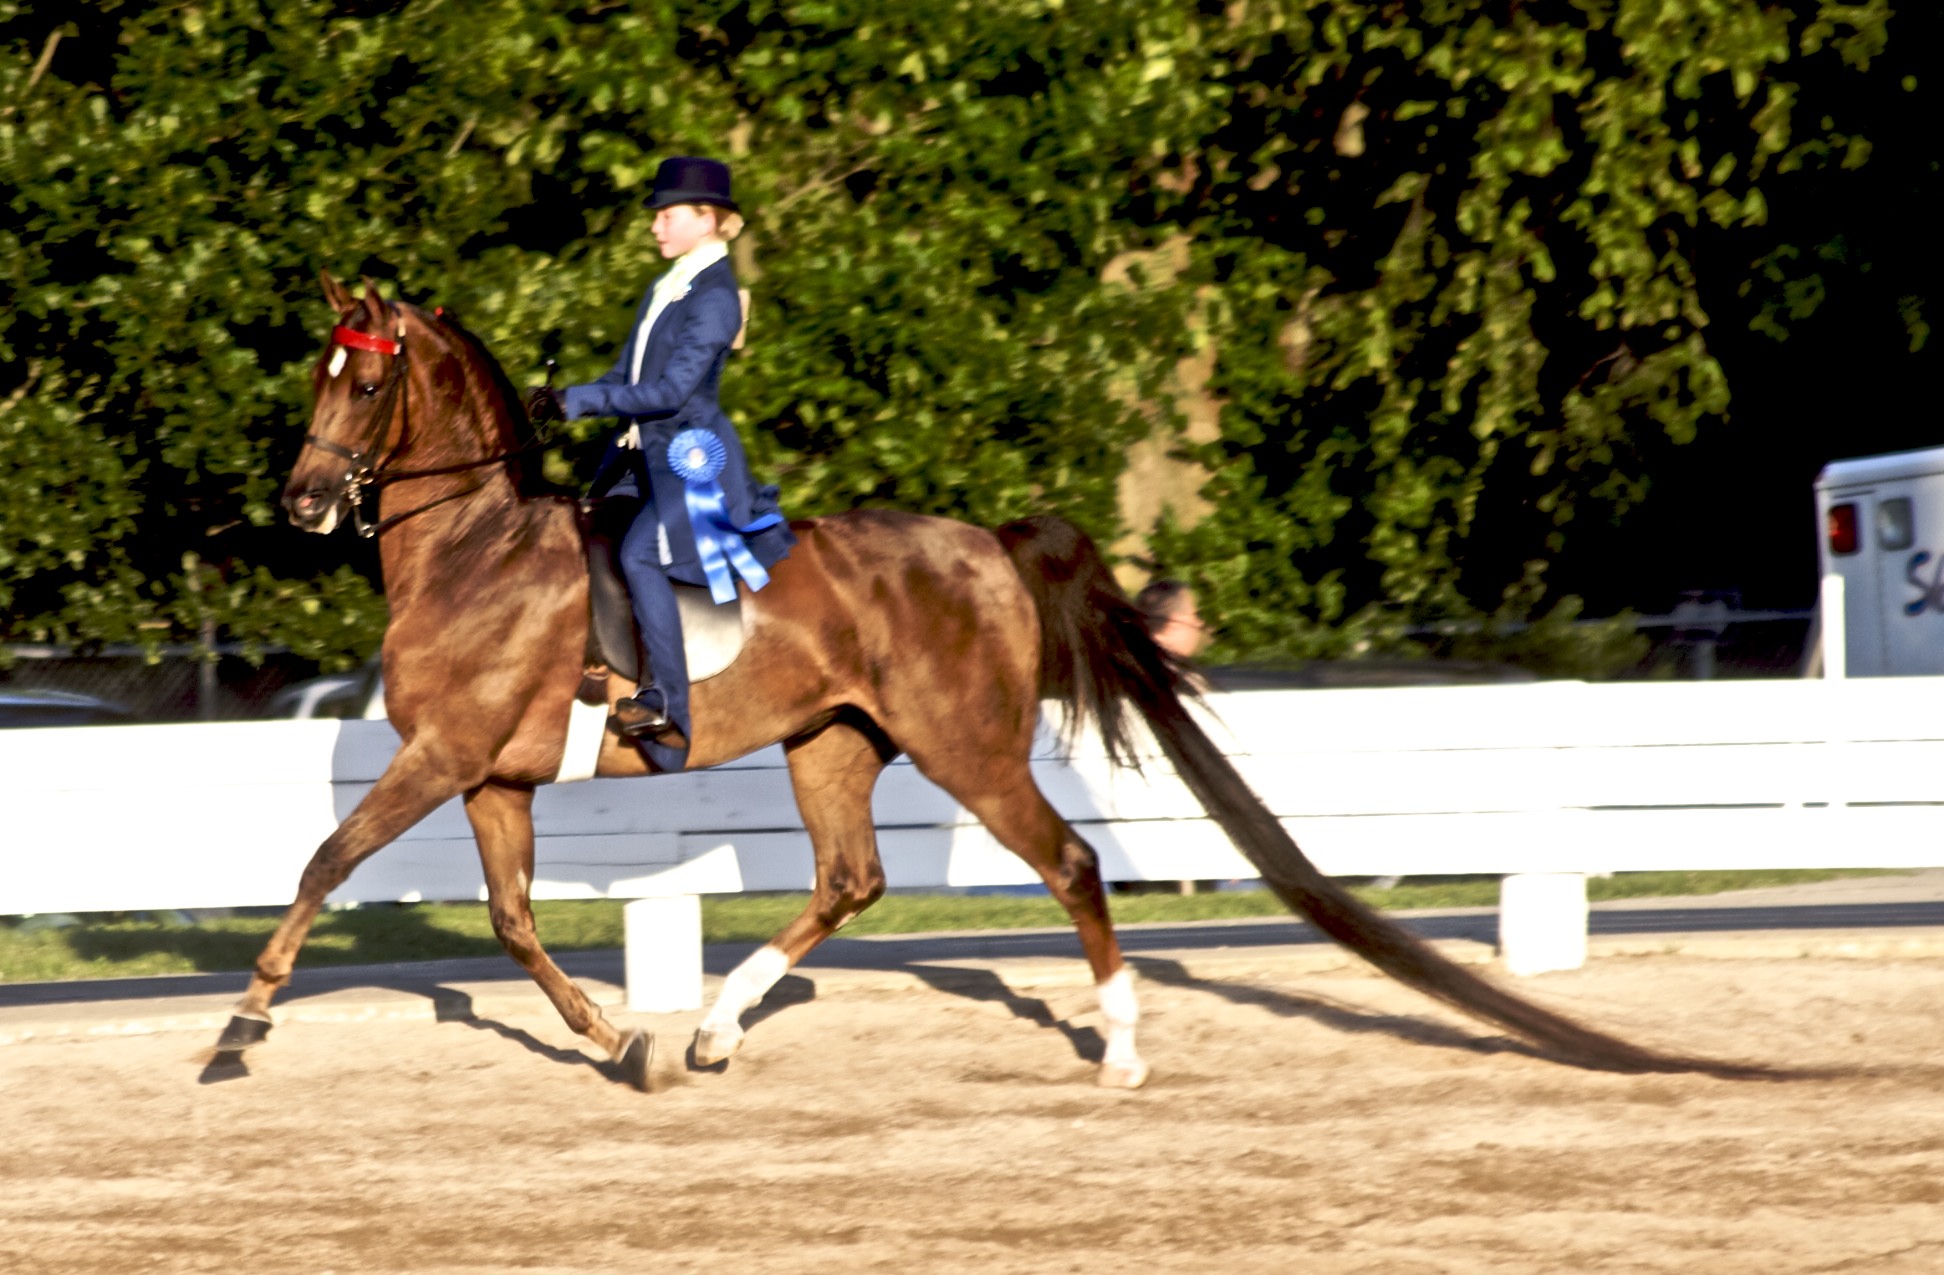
left=3, top=955, right=1941, bottom=1274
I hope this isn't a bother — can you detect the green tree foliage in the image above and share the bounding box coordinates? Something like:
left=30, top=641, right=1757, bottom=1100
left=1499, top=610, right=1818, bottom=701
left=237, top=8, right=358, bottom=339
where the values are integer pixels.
left=0, top=0, right=1905, bottom=670
left=1142, top=0, right=1900, bottom=659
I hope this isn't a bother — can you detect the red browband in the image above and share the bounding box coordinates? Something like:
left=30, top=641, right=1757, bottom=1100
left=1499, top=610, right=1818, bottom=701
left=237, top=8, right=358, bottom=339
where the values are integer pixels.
left=331, top=325, right=403, bottom=356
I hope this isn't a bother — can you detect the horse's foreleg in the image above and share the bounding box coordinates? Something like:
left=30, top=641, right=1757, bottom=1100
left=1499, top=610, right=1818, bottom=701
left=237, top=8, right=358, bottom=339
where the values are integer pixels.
left=918, top=754, right=1148, bottom=1090
left=465, top=778, right=650, bottom=1089
left=219, top=740, right=482, bottom=1053
left=693, top=718, right=890, bottom=1066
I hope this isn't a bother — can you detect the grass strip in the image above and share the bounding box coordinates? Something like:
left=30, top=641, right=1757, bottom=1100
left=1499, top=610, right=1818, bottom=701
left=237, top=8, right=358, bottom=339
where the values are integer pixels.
left=0, top=868, right=1898, bottom=984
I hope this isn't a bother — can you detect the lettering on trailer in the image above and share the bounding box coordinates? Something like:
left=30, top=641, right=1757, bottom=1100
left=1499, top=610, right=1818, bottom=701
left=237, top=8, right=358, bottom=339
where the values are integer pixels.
left=1904, top=551, right=1944, bottom=615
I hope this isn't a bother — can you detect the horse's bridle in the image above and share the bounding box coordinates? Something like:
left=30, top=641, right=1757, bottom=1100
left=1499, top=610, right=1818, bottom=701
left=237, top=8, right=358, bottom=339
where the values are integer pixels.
left=305, top=305, right=542, bottom=538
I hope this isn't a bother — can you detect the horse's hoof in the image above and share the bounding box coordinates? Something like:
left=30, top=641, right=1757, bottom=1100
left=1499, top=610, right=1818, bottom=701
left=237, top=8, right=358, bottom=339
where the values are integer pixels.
left=214, top=1013, right=272, bottom=1055
left=1097, top=1059, right=1151, bottom=1090
left=617, top=1029, right=653, bottom=1092
left=691, top=1026, right=743, bottom=1068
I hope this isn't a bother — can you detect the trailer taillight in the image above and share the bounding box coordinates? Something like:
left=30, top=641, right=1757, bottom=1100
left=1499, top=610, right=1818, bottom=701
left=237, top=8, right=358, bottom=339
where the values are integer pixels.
left=1828, top=503, right=1859, bottom=556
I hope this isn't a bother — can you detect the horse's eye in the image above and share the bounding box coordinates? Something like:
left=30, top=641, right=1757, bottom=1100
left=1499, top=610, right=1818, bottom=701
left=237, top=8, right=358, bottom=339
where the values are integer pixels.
left=357, top=382, right=380, bottom=397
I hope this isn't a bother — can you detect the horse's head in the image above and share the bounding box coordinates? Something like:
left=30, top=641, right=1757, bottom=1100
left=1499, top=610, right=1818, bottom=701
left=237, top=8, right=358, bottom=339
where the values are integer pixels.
left=285, top=272, right=414, bottom=534
left=289, top=273, right=532, bottom=537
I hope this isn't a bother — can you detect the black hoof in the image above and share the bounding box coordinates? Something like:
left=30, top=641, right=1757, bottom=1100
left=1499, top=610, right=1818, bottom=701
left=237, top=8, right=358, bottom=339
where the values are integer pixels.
left=618, top=1029, right=654, bottom=1092
left=198, top=1055, right=251, bottom=1084
left=686, top=1032, right=733, bottom=1073
left=215, top=1014, right=272, bottom=1053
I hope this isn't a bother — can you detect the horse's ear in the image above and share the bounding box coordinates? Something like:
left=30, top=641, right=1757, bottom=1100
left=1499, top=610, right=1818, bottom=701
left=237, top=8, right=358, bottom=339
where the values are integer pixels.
left=319, top=270, right=354, bottom=314
left=359, top=275, right=387, bottom=317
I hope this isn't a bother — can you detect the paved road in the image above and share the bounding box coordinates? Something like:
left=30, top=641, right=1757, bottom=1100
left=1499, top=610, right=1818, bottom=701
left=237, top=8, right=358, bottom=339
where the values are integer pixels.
left=753, top=897, right=1944, bottom=969
left=6, top=881, right=1943, bottom=1017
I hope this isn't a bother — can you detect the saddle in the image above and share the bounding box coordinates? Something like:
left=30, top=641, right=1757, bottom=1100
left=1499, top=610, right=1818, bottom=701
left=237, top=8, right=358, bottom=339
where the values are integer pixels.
left=581, top=498, right=747, bottom=692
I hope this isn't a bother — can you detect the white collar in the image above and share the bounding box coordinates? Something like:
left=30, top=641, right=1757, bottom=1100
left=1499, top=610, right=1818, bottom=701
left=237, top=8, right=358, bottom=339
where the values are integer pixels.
left=633, top=240, right=732, bottom=382
left=663, top=239, right=728, bottom=289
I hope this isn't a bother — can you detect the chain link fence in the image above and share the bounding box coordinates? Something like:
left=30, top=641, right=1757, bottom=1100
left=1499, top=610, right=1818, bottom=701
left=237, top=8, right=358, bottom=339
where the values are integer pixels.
left=0, top=645, right=332, bottom=722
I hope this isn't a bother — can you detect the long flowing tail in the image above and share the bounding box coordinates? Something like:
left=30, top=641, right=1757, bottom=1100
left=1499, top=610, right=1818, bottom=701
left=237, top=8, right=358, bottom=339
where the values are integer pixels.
left=995, top=514, right=1768, bottom=1078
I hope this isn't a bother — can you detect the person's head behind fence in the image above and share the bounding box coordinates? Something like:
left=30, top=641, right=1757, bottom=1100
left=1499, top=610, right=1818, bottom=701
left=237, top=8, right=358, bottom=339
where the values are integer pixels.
left=1136, top=578, right=1206, bottom=659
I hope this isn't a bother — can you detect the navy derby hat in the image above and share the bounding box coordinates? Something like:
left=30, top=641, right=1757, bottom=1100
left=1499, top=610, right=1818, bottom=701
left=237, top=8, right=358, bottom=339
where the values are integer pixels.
left=647, top=157, right=738, bottom=212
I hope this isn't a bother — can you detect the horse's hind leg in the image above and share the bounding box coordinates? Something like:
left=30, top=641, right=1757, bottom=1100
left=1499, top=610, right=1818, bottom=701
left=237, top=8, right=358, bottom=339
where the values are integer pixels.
left=464, top=779, right=651, bottom=1089
left=908, top=748, right=1148, bottom=1089
left=693, top=716, right=892, bottom=1066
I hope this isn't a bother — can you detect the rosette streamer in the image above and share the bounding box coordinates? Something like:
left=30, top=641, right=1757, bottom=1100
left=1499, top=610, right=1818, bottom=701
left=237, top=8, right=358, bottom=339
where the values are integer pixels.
left=667, top=428, right=784, bottom=604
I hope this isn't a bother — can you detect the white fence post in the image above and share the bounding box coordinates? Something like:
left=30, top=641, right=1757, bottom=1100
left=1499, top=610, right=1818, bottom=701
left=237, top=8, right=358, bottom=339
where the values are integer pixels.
left=624, top=895, right=704, bottom=1013
left=1498, top=873, right=1589, bottom=976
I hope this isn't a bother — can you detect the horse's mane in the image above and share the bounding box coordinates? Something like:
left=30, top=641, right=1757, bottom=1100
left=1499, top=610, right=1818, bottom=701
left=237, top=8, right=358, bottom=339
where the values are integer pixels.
left=428, top=306, right=570, bottom=500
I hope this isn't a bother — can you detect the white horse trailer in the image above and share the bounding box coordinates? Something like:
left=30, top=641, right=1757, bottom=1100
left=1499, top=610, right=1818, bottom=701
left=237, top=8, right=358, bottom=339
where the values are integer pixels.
left=1816, top=446, right=1944, bottom=676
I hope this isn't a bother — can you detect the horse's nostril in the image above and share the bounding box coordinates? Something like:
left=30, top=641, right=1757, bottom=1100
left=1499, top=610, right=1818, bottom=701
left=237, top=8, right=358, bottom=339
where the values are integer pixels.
left=286, top=489, right=330, bottom=523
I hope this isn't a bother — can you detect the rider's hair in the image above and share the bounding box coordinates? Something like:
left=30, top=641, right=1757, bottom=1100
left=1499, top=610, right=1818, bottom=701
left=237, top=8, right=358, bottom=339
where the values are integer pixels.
left=686, top=204, right=745, bottom=242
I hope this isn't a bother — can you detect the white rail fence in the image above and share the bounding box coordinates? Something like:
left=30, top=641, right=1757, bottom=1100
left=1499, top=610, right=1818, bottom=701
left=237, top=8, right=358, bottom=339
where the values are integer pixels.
left=5, top=678, right=1942, bottom=1009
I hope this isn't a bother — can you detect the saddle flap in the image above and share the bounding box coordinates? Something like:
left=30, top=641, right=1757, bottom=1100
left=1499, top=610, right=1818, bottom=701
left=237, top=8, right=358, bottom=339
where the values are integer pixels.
left=584, top=500, right=642, bottom=686
left=674, top=581, right=746, bottom=681
left=583, top=499, right=747, bottom=686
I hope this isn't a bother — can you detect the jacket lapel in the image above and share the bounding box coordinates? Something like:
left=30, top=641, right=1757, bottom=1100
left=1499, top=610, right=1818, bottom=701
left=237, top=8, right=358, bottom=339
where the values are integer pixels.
left=639, top=259, right=733, bottom=377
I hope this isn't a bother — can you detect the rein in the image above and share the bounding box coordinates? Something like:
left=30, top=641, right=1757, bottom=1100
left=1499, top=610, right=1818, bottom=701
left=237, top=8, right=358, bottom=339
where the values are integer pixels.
left=305, top=308, right=543, bottom=539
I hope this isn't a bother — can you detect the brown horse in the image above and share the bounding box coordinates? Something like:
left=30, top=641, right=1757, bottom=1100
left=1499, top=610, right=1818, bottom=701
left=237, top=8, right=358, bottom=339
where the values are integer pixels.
left=220, top=274, right=1753, bottom=1090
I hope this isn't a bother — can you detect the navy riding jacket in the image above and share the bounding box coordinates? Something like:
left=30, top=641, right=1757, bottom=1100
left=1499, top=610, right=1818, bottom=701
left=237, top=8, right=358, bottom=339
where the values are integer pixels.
left=563, top=257, right=793, bottom=585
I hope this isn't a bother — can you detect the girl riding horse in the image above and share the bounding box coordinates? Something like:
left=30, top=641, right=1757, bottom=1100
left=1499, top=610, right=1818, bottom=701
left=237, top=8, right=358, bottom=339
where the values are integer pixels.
left=527, top=157, right=793, bottom=771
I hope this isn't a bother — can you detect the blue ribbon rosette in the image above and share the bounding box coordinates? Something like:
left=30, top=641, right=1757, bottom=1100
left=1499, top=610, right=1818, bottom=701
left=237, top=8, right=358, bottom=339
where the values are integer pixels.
left=667, top=428, right=784, bottom=604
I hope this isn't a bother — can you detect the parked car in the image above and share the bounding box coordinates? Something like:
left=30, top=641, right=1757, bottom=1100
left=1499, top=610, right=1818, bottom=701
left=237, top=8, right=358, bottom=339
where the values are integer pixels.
left=0, top=688, right=137, bottom=728
left=265, top=659, right=386, bottom=720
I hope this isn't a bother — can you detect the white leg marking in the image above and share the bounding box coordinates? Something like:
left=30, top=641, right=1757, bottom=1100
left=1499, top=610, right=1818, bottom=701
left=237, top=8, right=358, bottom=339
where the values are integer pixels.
left=1096, top=968, right=1149, bottom=1089
left=694, top=944, right=789, bottom=1063
left=705, top=945, right=789, bottom=1026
